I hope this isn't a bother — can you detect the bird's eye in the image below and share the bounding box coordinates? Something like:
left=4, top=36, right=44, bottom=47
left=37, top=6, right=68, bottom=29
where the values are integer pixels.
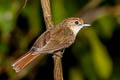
left=75, top=21, right=79, bottom=25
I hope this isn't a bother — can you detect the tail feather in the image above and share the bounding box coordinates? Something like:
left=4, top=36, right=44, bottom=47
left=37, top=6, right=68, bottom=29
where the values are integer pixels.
left=12, top=52, right=40, bottom=72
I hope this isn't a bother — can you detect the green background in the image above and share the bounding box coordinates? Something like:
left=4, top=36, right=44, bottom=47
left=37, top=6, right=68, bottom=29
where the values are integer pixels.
left=0, top=0, right=120, bottom=80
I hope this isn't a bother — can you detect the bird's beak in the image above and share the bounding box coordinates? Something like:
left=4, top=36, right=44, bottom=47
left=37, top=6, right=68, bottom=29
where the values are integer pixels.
left=82, top=24, right=91, bottom=27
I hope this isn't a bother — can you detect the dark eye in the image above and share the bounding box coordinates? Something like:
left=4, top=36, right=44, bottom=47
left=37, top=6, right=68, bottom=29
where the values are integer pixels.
left=75, top=21, right=79, bottom=25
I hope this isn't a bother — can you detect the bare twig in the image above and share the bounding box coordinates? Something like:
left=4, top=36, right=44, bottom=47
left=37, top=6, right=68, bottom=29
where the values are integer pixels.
left=41, top=0, right=53, bottom=29
left=53, top=52, right=63, bottom=80
left=40, top=0, right=64, bottom=80
left=78, top=5, right=120, bottom=23
left=23, top=0, right=28, bottom=8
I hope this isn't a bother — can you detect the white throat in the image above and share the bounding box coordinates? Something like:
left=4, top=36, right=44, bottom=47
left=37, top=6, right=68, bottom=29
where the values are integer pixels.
left=70, top=26, right=83, bottom=36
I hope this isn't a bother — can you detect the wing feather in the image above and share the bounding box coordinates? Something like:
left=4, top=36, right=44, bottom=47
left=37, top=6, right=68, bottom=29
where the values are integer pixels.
left=35, top=26, right=75, bottom=54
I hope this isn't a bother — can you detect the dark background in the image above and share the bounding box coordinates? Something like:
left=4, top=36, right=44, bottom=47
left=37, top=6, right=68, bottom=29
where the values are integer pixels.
left=0, top=0, right=120, bottom=80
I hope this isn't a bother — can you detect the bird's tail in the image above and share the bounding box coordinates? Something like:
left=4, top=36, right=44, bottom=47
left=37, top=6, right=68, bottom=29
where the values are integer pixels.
left=12, top=52, right=40, bottom=72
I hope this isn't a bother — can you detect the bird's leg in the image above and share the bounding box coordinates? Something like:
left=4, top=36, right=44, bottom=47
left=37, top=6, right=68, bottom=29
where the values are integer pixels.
left=61, top=48, right=65, bottom=53
left=53, top=49, right=65, bottom=57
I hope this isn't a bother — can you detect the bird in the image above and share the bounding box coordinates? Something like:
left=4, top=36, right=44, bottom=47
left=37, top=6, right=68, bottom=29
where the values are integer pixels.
left=11, top=17, right=90, bottom=72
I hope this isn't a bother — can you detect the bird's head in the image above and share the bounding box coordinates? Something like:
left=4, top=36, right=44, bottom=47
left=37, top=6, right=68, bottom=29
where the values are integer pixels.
left=62, top=17, right=90, bottom=36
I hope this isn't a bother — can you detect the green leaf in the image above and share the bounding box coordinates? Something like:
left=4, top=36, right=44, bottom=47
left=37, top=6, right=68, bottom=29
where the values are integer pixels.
left=69, top=68, right=83, bottom=80
left=86, top=28, right=112, bottom=79
left=97, top=16, right=116, bottom=38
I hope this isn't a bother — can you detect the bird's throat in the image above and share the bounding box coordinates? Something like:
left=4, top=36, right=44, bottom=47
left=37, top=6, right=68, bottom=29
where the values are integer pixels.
left=69, top=26, right=83, bottom=36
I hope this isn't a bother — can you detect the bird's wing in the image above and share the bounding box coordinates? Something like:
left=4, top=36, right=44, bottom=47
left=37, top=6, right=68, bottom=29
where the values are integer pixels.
left=32, top=30, right=51, bottom=48
left=34, top=26, right=75, bottom=54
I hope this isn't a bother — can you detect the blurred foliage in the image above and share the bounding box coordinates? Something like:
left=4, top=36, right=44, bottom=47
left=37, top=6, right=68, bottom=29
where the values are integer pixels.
left=0, top=0, right=120, bottom=80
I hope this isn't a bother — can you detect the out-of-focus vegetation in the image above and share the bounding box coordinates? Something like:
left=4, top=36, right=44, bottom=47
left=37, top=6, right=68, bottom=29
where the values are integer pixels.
left=0, top=0, right=120, bottom=80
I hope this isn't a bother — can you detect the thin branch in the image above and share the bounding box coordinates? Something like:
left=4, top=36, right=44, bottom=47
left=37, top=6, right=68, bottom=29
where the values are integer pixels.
left=41, top=0, right=53, bottom=29
left=40, top=0, right=64, bottom=80
left=23, top=0, right=28, bottom=8
left=53, top=52, right=63, bottom=80
left=78, top=5, right=120, bottom=23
